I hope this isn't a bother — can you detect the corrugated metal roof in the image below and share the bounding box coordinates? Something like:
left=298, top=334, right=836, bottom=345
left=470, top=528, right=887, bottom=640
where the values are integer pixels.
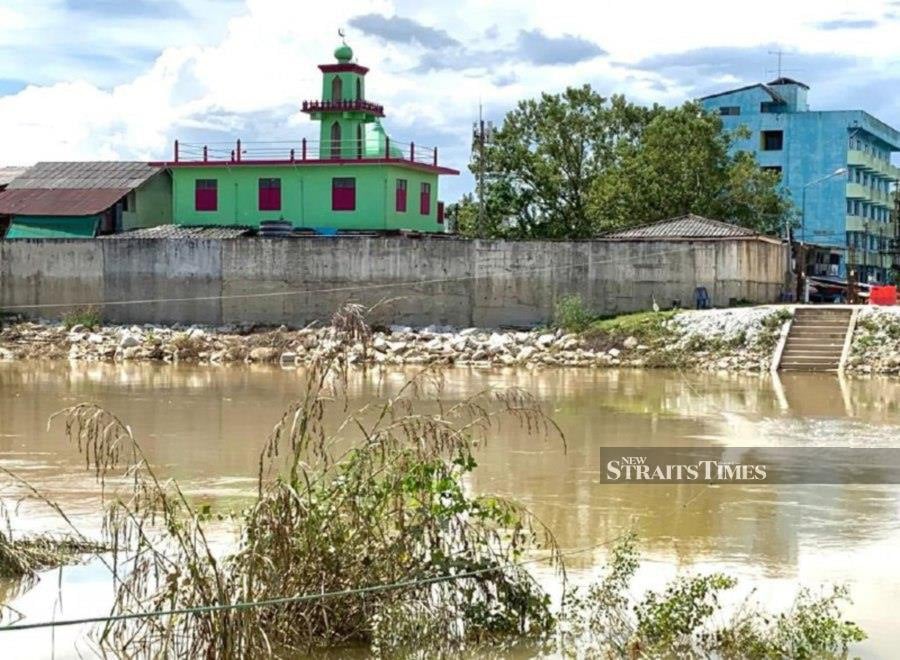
left=7, top=161, right=162, bottom=190
left=0, top=187, right=128, bottom=216
left=603, top=214, right=760, bottom=240
left=0, top=166, right=28, bottom=188
left=103, top=225, right=254, bottom=239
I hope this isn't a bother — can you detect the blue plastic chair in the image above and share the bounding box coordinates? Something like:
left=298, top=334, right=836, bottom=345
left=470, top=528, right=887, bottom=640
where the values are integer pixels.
left=694, top=287, right=710, bottom=309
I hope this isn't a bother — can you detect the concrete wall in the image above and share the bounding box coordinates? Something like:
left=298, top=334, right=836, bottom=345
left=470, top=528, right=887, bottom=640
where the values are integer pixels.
left=0, top=236, right=787, bottom=327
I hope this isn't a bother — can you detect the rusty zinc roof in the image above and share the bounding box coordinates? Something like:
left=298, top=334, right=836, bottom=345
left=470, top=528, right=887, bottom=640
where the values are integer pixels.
left=602, top=214, right=761, bottom=240
left=0, top=187, right=130, bottom=216
left=0, top=161, right=164, bottom=217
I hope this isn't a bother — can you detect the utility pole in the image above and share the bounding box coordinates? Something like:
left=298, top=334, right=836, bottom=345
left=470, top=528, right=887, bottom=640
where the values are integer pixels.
left=472, top=104, right=494, bottom=237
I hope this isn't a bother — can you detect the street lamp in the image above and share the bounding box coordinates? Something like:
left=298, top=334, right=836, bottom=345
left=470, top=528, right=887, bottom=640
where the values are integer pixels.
left=799, top=167, right=848, bottom=302
left=800, top=167, right=848, bottom=243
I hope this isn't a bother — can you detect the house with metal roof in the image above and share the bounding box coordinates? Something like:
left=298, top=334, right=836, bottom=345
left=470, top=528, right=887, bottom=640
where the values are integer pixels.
left=0, top=162, right=172, bottom=239
left=602, top=213, right=781, bottom=243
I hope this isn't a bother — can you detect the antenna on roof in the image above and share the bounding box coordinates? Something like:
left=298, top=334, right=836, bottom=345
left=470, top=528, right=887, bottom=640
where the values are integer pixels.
left=766, top=48, right=802, bottom=79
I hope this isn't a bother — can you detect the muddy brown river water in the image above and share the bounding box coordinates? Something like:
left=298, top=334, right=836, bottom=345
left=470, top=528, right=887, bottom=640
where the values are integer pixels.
left=1, top=361, right=899, bottom=658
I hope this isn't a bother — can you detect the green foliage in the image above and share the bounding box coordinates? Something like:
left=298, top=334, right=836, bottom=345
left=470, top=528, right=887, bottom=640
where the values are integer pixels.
left=460, top=86, right=792, bottom=239
left=559, top=536, right=865, bottom=658
left=62, top=306, right=102, bottom=331
left=586, top=310, right=677, bottom=342
left=553, top=294, right=594, bottom=332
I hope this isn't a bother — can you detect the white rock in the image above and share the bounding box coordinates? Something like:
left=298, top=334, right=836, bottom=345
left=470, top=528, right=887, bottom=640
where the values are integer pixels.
left=119, top=333, right=141, bottom=348
left=450, top=337, right=468, bottom=352
left=459, top=327, right=479, bottom=336
left=487, top=333, right=511, bottom=352
left=88, top=333, right=105, bottom=344
left=623, top=336, right=639, bottom=349
left=386, top=341, right=408, bottom=353
left=607, top=348, right=621, bottom=358
left=537, top=333, right=555, bottom=348
left=517, top=346, right=537, bottom=361
left=249, top=347, right=278, bottom=362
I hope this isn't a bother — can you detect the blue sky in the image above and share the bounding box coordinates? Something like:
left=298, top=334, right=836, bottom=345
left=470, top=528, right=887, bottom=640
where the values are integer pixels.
left=1, top=0, right=899, bottom=201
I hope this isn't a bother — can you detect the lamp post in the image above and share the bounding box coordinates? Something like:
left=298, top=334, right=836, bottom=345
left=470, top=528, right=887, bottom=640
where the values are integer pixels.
left=799, top=167, right=848, bottom=302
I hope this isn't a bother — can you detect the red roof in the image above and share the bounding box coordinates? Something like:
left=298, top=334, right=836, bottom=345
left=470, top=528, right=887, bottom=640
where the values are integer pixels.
left=0, top=187, right=129, bottom=216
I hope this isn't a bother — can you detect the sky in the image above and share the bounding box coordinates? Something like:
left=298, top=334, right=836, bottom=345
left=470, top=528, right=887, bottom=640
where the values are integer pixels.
left=1, top=0, right=899, bottom=200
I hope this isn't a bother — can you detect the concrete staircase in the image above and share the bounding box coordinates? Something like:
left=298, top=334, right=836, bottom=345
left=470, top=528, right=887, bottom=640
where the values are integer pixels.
left=777, top=307, right=854, bottom=372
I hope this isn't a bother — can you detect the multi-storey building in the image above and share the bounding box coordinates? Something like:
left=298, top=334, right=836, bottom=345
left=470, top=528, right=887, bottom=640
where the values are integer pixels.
left=699, top=78, right=900, bottom=283
left=158, top=40, right=458, bottom=233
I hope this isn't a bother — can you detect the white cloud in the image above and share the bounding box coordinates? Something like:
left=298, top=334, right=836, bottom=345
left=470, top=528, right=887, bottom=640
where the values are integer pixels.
left=0, top=0, right=899, bottom=201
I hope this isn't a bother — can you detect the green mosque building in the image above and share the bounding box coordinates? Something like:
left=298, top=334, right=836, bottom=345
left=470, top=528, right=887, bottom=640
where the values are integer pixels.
left=162, top=40, right=458, bottom=233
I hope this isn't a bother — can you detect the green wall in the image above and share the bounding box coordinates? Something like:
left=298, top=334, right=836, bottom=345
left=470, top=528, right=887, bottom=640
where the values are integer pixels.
left=123, top=171, right=173, bottom=230
left=172, top=164, right=442, bottom=232
left=5, top=215, right=99, bottom=238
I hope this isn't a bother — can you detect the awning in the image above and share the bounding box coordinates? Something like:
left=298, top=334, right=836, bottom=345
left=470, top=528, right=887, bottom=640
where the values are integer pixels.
left=5, top=216, right=100, bottom=239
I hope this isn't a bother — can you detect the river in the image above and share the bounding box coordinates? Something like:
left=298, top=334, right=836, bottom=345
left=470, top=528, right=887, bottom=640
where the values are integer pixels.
left=1, top=361, right=899, bottom=657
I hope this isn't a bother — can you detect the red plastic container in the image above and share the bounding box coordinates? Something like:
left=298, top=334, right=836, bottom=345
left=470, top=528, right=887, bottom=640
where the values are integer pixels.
left=870, top=285, right=897, bottom=306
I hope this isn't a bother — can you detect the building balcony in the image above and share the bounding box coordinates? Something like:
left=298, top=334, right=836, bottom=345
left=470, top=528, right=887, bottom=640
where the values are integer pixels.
left=846, top=214, right=895, bottom=234
left=846, top=183, right=893, bottom=207
left=300, top=99, right=385, bottom=117
left=162, top=138, right=459, bottom=175
left=847, top=149, right=900, bottom=180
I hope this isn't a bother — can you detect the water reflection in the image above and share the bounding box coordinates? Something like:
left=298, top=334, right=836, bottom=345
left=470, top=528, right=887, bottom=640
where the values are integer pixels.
left=2, top=362, right=900, bottom=655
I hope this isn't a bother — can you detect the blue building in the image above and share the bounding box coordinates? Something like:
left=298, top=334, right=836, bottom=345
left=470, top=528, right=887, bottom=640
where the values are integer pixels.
left=699, top=78, right=900, bottom=283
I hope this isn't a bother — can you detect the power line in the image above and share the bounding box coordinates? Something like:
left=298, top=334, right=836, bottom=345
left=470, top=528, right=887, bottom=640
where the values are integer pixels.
left=0, top=535, right=626, bottom=633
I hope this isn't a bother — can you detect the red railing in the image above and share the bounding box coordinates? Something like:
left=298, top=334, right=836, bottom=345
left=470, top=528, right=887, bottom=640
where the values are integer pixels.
left=301, top=99, right=385, bottom=116
left=172, top=138, right=443, bottom=168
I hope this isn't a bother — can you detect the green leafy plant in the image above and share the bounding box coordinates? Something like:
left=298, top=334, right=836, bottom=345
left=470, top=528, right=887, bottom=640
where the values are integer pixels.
left=62, top=306, right=102, bottom=331
left=554, top=294, right=593, bottom=333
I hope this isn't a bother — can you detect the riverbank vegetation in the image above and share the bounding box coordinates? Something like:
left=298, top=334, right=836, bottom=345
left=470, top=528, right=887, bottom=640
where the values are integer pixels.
left=0, top=309, right=867, bottom=656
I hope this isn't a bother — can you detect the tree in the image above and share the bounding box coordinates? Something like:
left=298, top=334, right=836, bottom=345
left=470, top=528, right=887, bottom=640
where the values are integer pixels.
left=461, top=86, right=661, bottom=239
left=589, top=104, right=790, bottom=234
left=456, top=88, right=791, bottom=239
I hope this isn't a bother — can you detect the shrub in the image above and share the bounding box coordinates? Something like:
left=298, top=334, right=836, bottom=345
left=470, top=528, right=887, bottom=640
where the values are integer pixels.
left=586, top=310, right=677, bottom=343
left=62, top=306, right=102, bottom=331
left=554, top=294, right=593, bottom=333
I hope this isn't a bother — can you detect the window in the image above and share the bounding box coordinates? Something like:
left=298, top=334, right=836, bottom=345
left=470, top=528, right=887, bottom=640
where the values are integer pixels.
left=331, top=75, right=342, bottom=101
left=195, top=179, right=218, bottom=211
left=356, top=78, right=362, bottom=100
left=332, top=177, right=356, bottom=211
left=420, top=182, right=431, bottom=215
left=330, top=121, right=341, bottom=159
left=395, top=179, right=407, bottom=212
left=760, top=102, right=784, bottom=113
left=258, top=178, right=281, bottom=211
left=122, top=191, right=136, bottom=212
left=719, top=106, right=740, bottom=116
left=437, top=201, right=445, bottom=225
left=761, top=130, right=783, bottom=151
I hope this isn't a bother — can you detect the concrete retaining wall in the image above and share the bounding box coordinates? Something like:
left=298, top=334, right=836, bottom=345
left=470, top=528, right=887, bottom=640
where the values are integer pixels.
left=0, top=236, right=786, bottom=327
